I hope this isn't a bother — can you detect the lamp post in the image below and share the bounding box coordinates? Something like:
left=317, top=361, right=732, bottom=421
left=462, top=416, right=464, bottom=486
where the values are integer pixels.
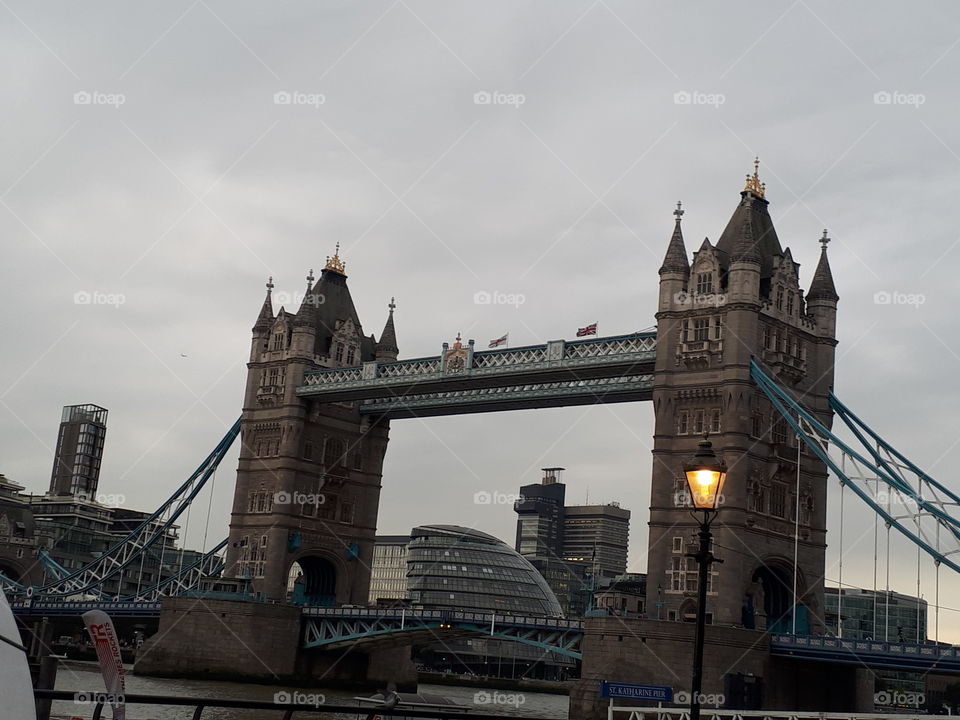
left=683, top=438, right=727, bottom=720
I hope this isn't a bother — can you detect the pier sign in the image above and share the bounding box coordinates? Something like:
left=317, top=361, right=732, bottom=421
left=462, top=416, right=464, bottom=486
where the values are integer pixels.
left=600, top=682, right=673, bottom=702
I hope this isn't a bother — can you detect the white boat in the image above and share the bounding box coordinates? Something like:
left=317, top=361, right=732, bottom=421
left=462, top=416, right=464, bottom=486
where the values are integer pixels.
left=353, top=690, right=471, bottom=718
left=0, top=591, right=37, bottom=720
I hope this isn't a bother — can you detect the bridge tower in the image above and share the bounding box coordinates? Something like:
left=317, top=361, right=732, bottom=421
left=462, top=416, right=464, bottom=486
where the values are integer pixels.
left=647, top=163, right=839, bottom=633
left=224, top=247, right=398, bottom=603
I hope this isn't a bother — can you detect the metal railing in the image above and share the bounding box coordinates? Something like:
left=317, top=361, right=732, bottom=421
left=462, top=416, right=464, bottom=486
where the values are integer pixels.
left=34, top=689, right=545, bottom=719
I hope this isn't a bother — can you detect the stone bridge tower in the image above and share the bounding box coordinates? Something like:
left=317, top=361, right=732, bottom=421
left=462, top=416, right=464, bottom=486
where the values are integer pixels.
left=647, top=162, right=839, bottom=633
left=224, top=246, right=398, bottom=604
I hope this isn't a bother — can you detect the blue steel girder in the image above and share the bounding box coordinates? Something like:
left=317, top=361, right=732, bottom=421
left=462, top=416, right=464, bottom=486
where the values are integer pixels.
left=750, top=360, right=960, bottom=575
left=771, top=634, right=960, bottom=673
left=358, top=374, right=654, bottom=418
left=296, top=332, right=656, bottom=416
left=301, top=609, right=583, bottom=659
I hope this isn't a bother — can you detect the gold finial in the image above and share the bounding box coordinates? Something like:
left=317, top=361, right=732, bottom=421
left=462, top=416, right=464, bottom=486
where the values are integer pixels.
left=388, top=296, right=396, bottom=313
left=743, top=156, right=765, bottom=198
left=324, top=242, right=346, bottom=275
left=266, top=276, right=274, bottom=293
left=452, top=332, right=463, bottom=350
left=820, top=229, right=830, bottom=251
left=674, top=201, right=684, bottom=222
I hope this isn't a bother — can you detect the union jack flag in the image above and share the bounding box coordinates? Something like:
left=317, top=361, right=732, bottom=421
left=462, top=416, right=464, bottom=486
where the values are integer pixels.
left=576, top=323, right=597, bottom=337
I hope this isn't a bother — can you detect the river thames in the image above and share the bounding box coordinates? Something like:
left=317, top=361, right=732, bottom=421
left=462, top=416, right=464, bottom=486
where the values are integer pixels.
left=51, top=661, right=570, bottom=719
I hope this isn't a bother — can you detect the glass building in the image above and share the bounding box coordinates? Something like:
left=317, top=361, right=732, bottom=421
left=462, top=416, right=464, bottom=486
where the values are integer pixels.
left=49, top=404, right=108, bottom=498
left=824, top=587, right=927, bottom=643
left=407, top=524, right=562, bottom=616
left=368, top=534, right=409, bottom=604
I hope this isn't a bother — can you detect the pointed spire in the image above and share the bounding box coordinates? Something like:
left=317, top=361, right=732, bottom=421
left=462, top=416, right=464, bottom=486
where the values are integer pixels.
left=659, top=201, right=690, bottom=275
left=731, top=195, right=761, bottom=264
left=807, top=229, right=839, bottom=302
left=253, top=276, right=275, bottom=331
left=376, top=297, right=398, bottom=360
left=295, top=270, right=319, bottom=326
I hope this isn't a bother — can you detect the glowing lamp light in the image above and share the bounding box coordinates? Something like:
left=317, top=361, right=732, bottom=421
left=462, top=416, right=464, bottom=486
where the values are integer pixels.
left=683, top=439, right=727, bottom=511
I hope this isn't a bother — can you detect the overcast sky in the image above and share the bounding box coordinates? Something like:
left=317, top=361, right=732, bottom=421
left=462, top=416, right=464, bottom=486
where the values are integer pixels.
left=3, top=1, right=960, bottom=639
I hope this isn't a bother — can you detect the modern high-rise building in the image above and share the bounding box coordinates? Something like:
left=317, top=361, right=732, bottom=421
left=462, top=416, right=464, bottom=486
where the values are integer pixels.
left=514, top=467, right=566, bottom=559
left=49, top=404, right=108, bottom=498
left=562, top=503, right=631, bottom=578
left=368, top=534, right=409, bottom=604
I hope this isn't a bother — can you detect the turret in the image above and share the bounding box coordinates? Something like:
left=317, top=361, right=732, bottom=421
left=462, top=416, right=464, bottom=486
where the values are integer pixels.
left=658, top=202, right=690, bottom=312
left=375, top=297, right=399, bottom=362
left=250, top=277, right=274, bottom=361
left=725, top=164, right=764, bottom=305
left=806, top=230, right=839, bottom=338
left=291, top=268, right=319, bottom=357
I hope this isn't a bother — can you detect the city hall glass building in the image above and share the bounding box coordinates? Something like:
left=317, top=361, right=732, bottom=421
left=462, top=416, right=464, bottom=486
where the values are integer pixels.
left=407, top=524, right=562, bottom=616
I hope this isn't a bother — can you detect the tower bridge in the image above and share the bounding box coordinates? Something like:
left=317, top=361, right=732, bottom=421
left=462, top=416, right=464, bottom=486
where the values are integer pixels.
left=12, top=162, right=960, bottom=714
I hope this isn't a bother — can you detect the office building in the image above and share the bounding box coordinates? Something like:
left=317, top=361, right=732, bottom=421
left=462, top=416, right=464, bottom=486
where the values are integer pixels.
left=368, top=534, right=409, bottom=604
left=49, top=404, right=107, bottom=498
left=562, top=503, right=630, bottom=578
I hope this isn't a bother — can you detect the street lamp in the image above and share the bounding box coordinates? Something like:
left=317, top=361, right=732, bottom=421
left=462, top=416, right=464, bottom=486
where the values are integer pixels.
left=683, top=438, right=727, bottom=720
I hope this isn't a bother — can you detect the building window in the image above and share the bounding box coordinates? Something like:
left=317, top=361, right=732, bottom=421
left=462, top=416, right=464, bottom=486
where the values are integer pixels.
left=772, top=418, right=788, bottom=445
left=335, top=344, right=344, bottom=363
left=692, top=409, right=705, bottom=435
left=268, top=368, right=279, bottom=386
left=672, top=537, right=683, bottom=553
left=272, top=333, right=284, bottom=351
left=751, top=412, right=764, bottom=439
left=713, top=317, right=722, bottom=340
left=696, top=273, right=713, bottom=294
left=693, top=318, right=710, bottom=342
left=346, top=347, right=356, bottom=365
left=710, top=409, right=721, bottom=434
left=769, top=484, right=787, bottom=518
left=304, top=441, right=313, bottom=460
left=339, top=502, right=355, bottom=524
left=787, top=292, right=795, bottom=316
left=762, top=326, right=771, bottom=350
left=776, top=287, right=784, bottom=311
left=678, top=411, right=689, bottom=435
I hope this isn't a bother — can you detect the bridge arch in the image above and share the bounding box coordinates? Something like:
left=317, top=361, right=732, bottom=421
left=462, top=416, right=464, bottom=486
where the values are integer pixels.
left=287, top=551, right=345, bottom=606
left=743, top=558, right=807, bottom=633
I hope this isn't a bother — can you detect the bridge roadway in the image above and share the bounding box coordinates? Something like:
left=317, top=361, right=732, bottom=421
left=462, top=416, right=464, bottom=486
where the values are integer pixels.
left=15, top=600, right=960, bottom=673
left=296, top=332, right=657, bottom=417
